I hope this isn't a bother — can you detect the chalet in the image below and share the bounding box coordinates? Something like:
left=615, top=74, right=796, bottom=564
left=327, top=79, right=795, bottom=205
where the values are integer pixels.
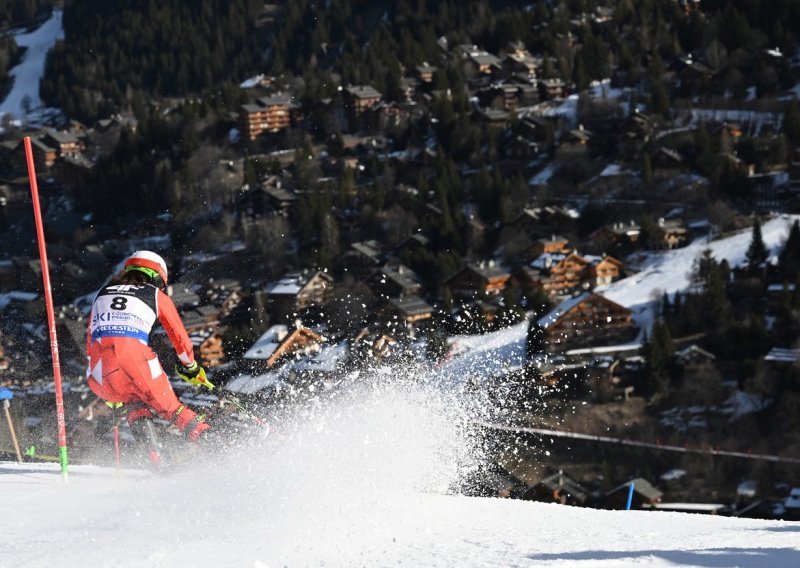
left=236, top=183, right=297, bottom=222
left=189, top=328, right=225, bottom=368
left=520, top=251, right=622, bottom=298
left=583, top=164, right=639, bottom=198
left=266, top=271, right=334, bottom=321
left=604, top=478, right=663, bottom=510
left=343, top=85, right=383, bottom=118
left=676, top=58, right=714, bottom=95
left=366, top=264, right=423, bottom=299
left=501, top=44, right=542, bottom=79
left=589, top=221, right=641, bottom=253
left=525, top=251, right=591, bottom=298
left=56, top=153, right=97, bottom=186
left=538, top=78, right=566, bottom=100
left=352, top=328, right=399, bottom=360
left=474, top=108, right=511, bottom=130
left=393, top=233, right=431, bottom=258
left=560, top=125, right=592, bottom=153
left=444, top=261, right=511, bottom=300
left=206, top=279, right=244, bottom=319
left=479, top=84, right=521, bottom=112
left=41, top=128, right=82, bottom=157
left=676, top=344, right=717, bottom=376
left=784, top=488, right=800, bottom=521
left=500, top=134, right=541, bottom=162
left=457, top=46, right=501, bottom=76
left=13, top=136, right=57, bottom=171
left=649, top=147, right=685, bottom=178
left=415, top=63, right=437, bottom=83
left=168, top=286, right=201, bottom=309
left=537, top=292, right=637, bottom=351
left=654, top=218, right=689, bottom=249
left=379, top=295, right=434, bottom=330
left=506, top=206, right=579, bottom=240
left=243, top=324, right=326, bottom=368
left=239, top=93, right=293, bottom=140
left=526, top=234, right=570, bottom=261
left=618, top=111, right=653, bottom=145
left=522, top=471, right=590, bottom=506
left=338, top=240, right=384, bottom=281
left=180, top=304, right=223, bottom=332
left=585, top=254, right=624, bottom=286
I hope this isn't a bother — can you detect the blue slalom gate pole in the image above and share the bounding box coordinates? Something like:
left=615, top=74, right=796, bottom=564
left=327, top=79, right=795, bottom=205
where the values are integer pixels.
left=626, top=481, right=635, bottom=510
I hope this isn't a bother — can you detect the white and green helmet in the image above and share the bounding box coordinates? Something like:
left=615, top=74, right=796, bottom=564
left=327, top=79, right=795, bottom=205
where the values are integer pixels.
left=124, top=250, right=169, bottom=287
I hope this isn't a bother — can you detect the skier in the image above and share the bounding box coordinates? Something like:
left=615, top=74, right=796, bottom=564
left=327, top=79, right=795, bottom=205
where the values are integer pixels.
left=86, top=250, right=213, bottom=442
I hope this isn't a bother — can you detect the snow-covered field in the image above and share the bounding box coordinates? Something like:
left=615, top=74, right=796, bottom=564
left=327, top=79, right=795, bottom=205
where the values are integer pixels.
left=0, top=10, right=64, bottom=122
left=3, top=377, right=799, bottom=568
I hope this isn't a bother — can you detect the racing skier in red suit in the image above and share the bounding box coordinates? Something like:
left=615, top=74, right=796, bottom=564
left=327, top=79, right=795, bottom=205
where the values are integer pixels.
left=86, top=250, right=212, bottom=441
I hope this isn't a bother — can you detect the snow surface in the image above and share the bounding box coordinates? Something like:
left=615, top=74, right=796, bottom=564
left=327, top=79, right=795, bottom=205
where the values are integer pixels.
left=2, top=378, right=799, bottom=568
left=0, top=10, right=64, bottom=122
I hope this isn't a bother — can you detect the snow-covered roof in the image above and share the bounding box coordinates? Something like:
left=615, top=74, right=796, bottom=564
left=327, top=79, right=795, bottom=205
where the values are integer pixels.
left=243, top=325, right=289, bottom=360
left=224, top=371, right=283, bottom=394
left=537, top=292, right=590, bottom=329
left=294, top=341, right=349, bottom=373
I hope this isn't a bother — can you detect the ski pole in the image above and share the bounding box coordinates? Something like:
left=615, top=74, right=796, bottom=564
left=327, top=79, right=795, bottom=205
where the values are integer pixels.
left=113, top=406, right=121, bottom=468
left=220, top=392, right=266, bottom=427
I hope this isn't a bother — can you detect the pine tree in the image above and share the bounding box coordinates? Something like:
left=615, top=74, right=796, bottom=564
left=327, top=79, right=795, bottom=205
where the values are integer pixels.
left=779, top=220, right=800, bottom=279
left=643, top=319, right=674, bottom=397
left=746, top=216, right=768, bottom=270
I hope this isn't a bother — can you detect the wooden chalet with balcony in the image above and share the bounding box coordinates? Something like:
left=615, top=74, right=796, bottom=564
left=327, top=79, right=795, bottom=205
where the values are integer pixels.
left=239, top=93, right=292, bottom=140
left=525, top=234, right=570, bottom=262
left=537, top=292, right=637, bottom=351
left=523, top=251, right=589, bottom=297
left=42, top=128, right=83, bottom=157
left=585, top=254, right=624, bottom=286
left=266, top=270, right=334, bottom=321
left=444, top=261, right=511, bottom=300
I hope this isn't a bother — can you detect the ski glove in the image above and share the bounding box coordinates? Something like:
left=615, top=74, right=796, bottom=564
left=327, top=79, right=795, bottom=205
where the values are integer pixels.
left=175, top=361, right=214, bottom=390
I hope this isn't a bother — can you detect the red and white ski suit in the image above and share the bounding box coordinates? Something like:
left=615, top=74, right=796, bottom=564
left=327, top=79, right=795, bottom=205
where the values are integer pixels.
left=86, top=283, right=206, bottom=439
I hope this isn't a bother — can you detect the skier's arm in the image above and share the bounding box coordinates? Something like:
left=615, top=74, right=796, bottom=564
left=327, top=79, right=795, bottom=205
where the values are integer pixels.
left=155, top=288, right=195, bottom=367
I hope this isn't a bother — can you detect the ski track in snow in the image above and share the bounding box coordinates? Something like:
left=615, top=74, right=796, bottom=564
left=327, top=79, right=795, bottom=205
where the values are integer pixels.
left=0, top=10, right=64, bottom=120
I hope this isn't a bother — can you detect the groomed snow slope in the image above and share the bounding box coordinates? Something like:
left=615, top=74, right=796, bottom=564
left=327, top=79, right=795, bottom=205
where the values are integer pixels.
left=3, top=380, right=800, bottom=567
left=3, top=461, right=799, bottom=568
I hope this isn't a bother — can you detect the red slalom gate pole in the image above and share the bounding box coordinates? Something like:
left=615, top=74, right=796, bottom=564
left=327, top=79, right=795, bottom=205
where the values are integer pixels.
left=23, top=136, right=69, bottom=479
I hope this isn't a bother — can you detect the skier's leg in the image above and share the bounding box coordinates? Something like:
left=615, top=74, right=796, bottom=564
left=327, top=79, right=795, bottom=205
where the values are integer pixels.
left=120, top=354, right=209, bottom=441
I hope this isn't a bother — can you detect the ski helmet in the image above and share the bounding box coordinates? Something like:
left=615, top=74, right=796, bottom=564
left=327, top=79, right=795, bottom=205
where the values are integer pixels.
left=124, top=250, right=169, bottom=288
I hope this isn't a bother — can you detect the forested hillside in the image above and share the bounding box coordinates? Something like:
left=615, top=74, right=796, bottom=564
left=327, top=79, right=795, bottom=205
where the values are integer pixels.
left=36, top=0, right=800, bottom=123
left=0, top=0, right=54, bottom=30
left=40, top=0, right=264, bottom=122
